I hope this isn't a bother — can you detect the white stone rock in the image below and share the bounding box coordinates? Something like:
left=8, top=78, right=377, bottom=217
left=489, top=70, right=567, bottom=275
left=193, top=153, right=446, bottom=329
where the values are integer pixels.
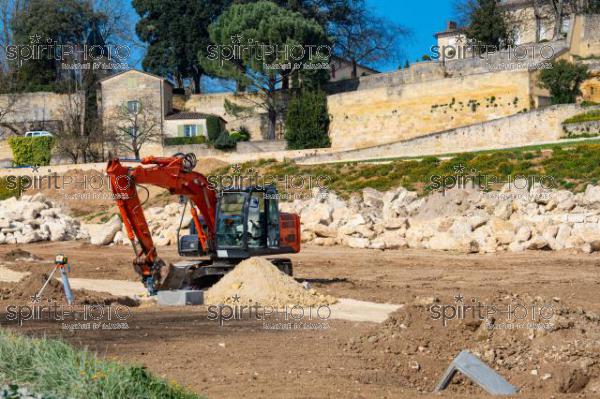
left=362, top=188, right=383, bottom=208
left=345, top=236, right=370, bottom=249
left=584, top=185, right=600, bottom=205
left=493, top=201, right=513, bottom=220
left=301, top=203, right=333, bottom=225
left=42, top=220, right=68, bottom=241
left=526, top=236, right=549, bottom=250
left=88, top=215, right=122, bottom=245
left=515, top=226, right=532, bottom=242
left=306, top=223, right=337, bottom=238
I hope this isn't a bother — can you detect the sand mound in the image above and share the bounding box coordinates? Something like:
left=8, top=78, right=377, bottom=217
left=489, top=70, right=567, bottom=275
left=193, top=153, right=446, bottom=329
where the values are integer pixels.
left=0, top=271, right=138, bottom=306
left=204, top=257, right=336, bottom=307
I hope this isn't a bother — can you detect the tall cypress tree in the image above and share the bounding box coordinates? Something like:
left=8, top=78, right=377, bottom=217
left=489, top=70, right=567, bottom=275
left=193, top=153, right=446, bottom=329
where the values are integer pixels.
left=285, top=90, right=330, bottom=150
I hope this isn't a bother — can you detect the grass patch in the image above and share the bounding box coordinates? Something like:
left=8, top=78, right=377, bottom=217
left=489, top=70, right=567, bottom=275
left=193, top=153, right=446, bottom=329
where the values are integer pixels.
left=211, top=142, right=600, bottom=197
left=0, top=177, right=20, bottom=200
left=563, top=109, right=600, bottom=124
left=0, top=329, right=202, bottom=399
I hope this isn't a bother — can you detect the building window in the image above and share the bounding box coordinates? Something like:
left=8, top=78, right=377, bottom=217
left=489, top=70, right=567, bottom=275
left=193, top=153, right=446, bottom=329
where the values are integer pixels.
left=184, top=124, right=197, bottom=137
left=127, top=100, right=141, bottom=113
left=561, top=16, right=571, bottom=35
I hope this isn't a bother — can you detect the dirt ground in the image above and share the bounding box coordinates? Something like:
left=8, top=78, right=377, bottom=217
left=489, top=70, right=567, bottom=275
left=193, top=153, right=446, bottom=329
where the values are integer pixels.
left=1, top=242, right=600, bottom=398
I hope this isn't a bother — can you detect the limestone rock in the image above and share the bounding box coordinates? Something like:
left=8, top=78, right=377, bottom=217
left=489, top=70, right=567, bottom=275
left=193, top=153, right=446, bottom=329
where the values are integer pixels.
left=88, top=215, right=122, bottom=245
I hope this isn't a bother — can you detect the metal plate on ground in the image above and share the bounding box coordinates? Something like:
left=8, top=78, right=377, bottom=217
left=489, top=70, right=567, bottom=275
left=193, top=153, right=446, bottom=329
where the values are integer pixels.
left=435, top=350, right=518, bottom=396
left=157, top=290, right=204, bottom=306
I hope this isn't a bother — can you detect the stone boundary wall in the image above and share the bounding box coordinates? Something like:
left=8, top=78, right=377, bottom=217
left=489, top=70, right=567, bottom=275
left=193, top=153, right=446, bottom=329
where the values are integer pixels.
left=325, top=41, right=568, bottom=95
left=327, top=69, right=534, bottom=150
left=297, top=104, right=600, bottom=164
left=236, top=140, right=287, bottom=153
left=562, top=120, right=600, bottom=138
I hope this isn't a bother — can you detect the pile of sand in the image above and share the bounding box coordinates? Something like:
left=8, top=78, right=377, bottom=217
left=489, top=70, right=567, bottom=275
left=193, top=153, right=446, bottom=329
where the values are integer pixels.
left=204, top=257, right=336, bottom=307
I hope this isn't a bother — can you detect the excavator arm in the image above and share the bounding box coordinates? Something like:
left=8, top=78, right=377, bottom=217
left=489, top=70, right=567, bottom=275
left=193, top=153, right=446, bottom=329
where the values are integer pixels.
left=106, top=153, right=217, bottom=293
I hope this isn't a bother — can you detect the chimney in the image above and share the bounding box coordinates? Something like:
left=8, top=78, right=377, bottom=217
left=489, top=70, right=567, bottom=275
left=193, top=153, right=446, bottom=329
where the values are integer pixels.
left=447, top=21, right=457, bottom=31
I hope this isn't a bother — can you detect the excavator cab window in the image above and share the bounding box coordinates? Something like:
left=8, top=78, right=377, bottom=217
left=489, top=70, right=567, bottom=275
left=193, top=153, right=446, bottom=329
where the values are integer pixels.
left=247, top=191, right=267, bottom=248
left=216, top=191, right=246, bottom=248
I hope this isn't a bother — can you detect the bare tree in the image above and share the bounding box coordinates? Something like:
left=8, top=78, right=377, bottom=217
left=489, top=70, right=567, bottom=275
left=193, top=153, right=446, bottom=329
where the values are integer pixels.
left=518, top=0, right=600, bottom=42
left=109, top=96, right=161, bottom=160
left=331, top=3, right=409, bottom=78
left=0, top=71, right=21, bottom=137
left=54, top=91, right=88, bottom=163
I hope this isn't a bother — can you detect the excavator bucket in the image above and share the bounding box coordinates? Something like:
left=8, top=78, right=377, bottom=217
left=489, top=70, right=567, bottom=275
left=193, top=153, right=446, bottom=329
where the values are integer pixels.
left=158, top=263, right=194, bottom=290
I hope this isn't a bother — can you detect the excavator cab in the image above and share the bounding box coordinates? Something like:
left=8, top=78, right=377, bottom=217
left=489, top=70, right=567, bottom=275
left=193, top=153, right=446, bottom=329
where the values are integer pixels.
left=180, top=185, right=290, bottom=257
left=214, top=186, right=283, bottom=257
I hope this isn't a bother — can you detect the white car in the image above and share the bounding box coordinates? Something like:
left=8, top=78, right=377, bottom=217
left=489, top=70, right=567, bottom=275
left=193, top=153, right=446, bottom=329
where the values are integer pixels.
left=24, top=130, right=53, bottom=138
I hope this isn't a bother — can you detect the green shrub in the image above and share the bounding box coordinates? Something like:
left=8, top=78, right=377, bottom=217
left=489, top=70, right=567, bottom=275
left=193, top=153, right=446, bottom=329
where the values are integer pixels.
left=581, top=100, right=599, bottom=107
left=0, top=329, right=201, bottom=399
left=229, top=132, right=244, bottom=142
left=206, top=116, right=223, bottom=142
left=164, top=136, right=207, bottom=146
left=285, top=90, right=331, bottom=150
left=538, top=60, right=590, bottom=105
left=213, top=131, right=236, bottom=150
left=231, top=125, right=250, bottom=141
left=8, top=136, right=54, bottom=166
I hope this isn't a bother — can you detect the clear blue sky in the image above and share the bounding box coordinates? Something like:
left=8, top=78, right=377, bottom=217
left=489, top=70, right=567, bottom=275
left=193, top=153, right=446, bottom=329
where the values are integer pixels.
left=368, top=0, right=455, bottom=71
left=126, top=0, right=455, bottom=75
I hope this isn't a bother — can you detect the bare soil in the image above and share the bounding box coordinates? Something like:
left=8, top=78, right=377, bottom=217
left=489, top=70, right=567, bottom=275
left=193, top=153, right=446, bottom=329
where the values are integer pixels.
left=1, top=242, right=600, bottom=398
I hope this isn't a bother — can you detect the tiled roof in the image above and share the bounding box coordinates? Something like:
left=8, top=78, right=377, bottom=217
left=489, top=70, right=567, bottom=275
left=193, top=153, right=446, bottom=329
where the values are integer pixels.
left=165, top=112, right=226, bottom=121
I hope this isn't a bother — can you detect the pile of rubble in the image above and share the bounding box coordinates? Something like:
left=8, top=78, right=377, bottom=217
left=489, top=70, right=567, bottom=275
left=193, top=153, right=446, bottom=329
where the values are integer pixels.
left=347, top=294, right=600, bottom=395
left=280, top=182, right=600, bottom=253
left=81, top=180, right=600, bottom=254
left=0, top=194, right=85, bottom=245
left=81, top=203, right=190, bottom=247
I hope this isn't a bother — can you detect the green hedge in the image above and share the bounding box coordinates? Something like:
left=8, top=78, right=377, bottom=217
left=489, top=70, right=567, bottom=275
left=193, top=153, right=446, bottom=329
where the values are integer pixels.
left=164, top=136, right=207, bottom=146
left=8, top=136, right=54, bottom=166
left=206, top=116, right=223, bottom=142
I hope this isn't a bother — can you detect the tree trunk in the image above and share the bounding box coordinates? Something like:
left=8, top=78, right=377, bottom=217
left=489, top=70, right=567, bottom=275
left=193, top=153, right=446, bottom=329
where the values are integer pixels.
left=267, top=108, right=276, bottom=140
left=552, top=0, right=565, bottom=40
left=191, top=69, right=201, bottom=94
left=351, top=59, right=358, bottom=79
left=282, top=74, right=289, bottom=90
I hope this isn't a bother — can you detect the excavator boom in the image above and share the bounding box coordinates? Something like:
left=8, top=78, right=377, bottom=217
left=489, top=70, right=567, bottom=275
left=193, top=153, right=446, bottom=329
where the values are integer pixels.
left=107, top=154, right=216, bottom=292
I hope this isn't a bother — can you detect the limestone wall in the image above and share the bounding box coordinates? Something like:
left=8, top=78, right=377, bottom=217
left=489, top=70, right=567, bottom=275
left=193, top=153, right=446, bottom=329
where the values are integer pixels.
left=570, top=14, right=600, bottom=58
left=327, top=69, right=533, bottom=150
left=0, top=91, right=72, bottom=136
left=299, top=104, right=596, bottom=164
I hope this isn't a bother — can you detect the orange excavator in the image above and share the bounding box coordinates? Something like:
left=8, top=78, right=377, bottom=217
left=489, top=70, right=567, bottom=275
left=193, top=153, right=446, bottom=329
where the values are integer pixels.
left=106, top=153, right=301, bottom=294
